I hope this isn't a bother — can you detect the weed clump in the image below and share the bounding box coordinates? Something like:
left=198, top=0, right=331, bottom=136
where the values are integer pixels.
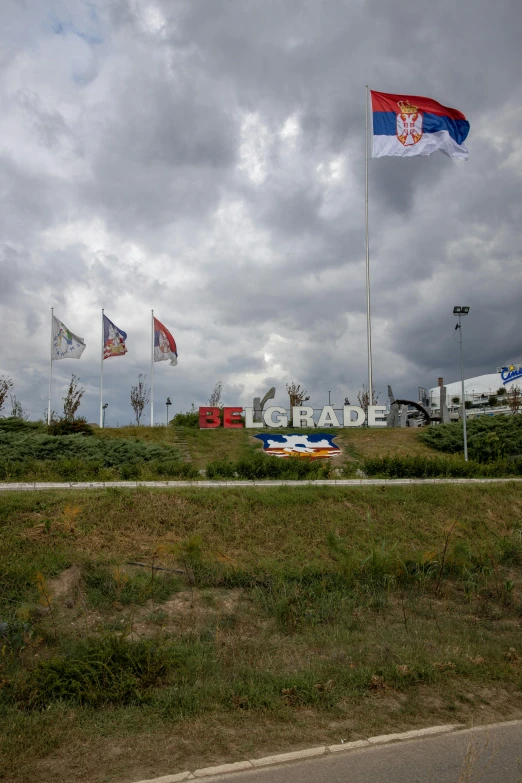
left=14, top=636, right=170, bottom=708
left=84, top=565, right=179, bottom=609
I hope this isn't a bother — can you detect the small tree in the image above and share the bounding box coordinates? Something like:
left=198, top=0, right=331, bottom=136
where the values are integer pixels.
left=451, top=396, right=460, bottom=405
left=208, top=381, right=223, bottom=408
left=286, top=382, right=310, bottom=409
left=357, top=383, right=379, bottom=413
left=63, top=375, right=84, bottom=421
left=508, top=385, right=522, bottom=415
left=0, top=375, right=14, bottom=415
left=488, top=395, right=498, bottom=408
left=10, top=395, right=27, bottom=420
left=497, top=387, right=507, bottom=397
left=130, top=374, right=150, bottom=426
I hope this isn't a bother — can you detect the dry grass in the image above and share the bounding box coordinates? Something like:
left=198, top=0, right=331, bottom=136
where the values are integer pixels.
left=3, top=484, right=522, bottom=783
left=6, top=688, right=522, bottom=783
left=340, top=427, right=436, bottom=460
left=6, top=482, right=519, bottom=565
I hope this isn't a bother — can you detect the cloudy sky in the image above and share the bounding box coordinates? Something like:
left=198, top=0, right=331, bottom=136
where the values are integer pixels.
left=1, top=0, right=521, bottom=425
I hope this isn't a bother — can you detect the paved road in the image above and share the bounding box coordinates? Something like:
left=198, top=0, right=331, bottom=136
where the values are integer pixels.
left=199, top=722, right=522, bottom=783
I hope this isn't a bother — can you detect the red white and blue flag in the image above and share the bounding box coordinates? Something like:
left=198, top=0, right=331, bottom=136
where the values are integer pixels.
left=103, top=315, right=127, bottom=359
left=154, top=317, right=178, bottom=366
left=371, top=91, right=470, bottom=160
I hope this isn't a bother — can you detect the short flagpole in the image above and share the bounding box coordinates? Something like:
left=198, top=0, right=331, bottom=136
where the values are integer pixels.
left=151, top=310, right=154, bottom=427
left=365, top=84, right=374, bottom=407
left=100, top=309, right=104, bottom=428
left=47, top=307, right=53, bottom=426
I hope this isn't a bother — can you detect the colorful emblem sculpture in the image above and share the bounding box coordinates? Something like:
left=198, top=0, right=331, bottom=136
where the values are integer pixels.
left=254, top=433, right=341, bottom=459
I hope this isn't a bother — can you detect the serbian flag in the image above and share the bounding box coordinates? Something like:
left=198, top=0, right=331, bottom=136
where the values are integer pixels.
left=371, top=91, right=470, bottom=160
left=154, top=317, right=178, bottom=366
left=103, top=314, right=127, bottom=359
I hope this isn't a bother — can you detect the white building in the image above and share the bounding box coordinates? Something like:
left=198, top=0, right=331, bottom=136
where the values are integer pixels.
left=428, top=365, right=522, bottom=411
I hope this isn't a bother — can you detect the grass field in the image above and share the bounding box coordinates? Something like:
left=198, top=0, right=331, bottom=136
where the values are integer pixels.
left=94, top=424, right=436, bottom=468
left=2, top=483, right=522, bottom=782
left=5, top=417, right=522, bottom=482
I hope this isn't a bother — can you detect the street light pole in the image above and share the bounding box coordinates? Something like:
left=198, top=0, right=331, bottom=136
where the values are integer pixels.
left=166, top=397, right=172, bottom=427
left=102, top=403, right=108, bottom=429
left=453, top=306, right=470, bottom=461
left=458, top=312, right=468, bottom=461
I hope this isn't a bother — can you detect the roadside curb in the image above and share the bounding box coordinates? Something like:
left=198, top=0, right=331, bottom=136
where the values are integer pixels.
left=131, top=723, right=461, bottom=782
left=1, top=478, right=522, bottom=492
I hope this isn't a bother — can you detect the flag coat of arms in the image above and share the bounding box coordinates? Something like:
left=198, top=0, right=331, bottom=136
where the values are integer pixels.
left=254, top=433, right=341, bottom=459
left=52, top=316, right=86, bottom=360
left=153, top=317, right=178, bottom=366
left=103, top=315, right=127, bottom=359
left=371, top=91, right=470, bottom=159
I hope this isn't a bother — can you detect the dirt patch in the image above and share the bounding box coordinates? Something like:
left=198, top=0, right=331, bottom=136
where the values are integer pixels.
left=129, top=588, right=246, bottom=636
left=48, top=565, right=82, bottom=604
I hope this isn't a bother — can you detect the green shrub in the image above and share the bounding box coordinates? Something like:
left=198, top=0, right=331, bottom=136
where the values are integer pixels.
left=0, top=618, right=34, bottom=656
left=0, top=418, right=45, bottom=433
left=0, top=427, right=197, bottom=482
left=170, top=411, right=199, bottom=428
left=362, top=455, right=521, bottom=478
left=48, top=417, right=94, bottom=436
left=419, top=416, right=522, bottom=462
left=205, top=454, right=335, bottom=481
left=15, top=636, right=170, bottom=708
left=0, top=431, right=183, bottom=467
left=468, top=431, right=505, bottom=462
left=120, top=462, right=141, bottom=480
left=153, top=460, right=199, bottom=479
left=206, top=458, right=236, bottom=479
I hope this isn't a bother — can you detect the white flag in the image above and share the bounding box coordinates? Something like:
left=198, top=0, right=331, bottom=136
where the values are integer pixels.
left=52, top=315, right=86, bottom=360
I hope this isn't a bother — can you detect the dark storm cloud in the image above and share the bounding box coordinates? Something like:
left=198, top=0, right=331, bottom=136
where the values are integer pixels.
left=1, top=0, right=522, bottom=422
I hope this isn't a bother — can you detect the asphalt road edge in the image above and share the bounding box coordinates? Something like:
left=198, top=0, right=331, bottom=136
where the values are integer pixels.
left=131, top=722, right=465, bottom=782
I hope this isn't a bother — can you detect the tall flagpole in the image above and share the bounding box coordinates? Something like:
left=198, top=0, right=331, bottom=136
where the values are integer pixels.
left=365, top=84, right=374, bottom=406
left=100, top=309, right=104, bottom=428
left=151, top=310, right=154, bottom=427
left=47, top=307, right=54, bottom=426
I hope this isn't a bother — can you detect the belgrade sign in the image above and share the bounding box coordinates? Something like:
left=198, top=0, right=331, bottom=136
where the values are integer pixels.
left=199, top=405, right=388, bottom=429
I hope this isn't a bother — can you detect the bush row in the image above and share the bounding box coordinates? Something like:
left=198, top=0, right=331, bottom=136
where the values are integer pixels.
left=0, top=430, right=183, bottom=465
left=419, top=415, right=522, bottom=462
left=205, top=453, right=340, bottom=480
left=0, top=457, right=199, bottom=482
left=362, top=454, right=522, bottom=478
